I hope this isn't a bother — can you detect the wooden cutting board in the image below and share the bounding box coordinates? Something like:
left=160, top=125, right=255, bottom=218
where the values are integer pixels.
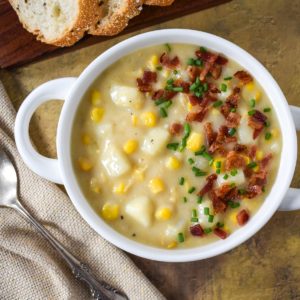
left=0, top=0, right=231, bottom=68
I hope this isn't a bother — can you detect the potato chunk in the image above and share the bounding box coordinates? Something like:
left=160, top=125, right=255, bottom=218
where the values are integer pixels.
left=142, top=128, right=170, bottom=155
left=110, top=85, right=143, bottom=109
left=101, top=141, right=130, bottom=177
left=125, top=196, right=153, bottom=227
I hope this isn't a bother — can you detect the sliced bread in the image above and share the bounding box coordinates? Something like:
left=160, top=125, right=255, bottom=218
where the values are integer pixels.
left=8, top=0, right=103, bottom=47
left=144, top=0, right=175, bottom=6
left=89, top=0, right=143, bottom=36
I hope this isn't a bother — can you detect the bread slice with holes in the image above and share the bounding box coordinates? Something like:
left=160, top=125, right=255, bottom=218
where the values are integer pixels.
left=144, top=0, right=175, bottom=6
left=8, top=0, right=103, bottom=47
left=89, top=0, right=143, bottom=36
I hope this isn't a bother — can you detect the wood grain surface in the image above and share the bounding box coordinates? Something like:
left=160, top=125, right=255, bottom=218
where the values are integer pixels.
left=0, top=0, right=230, bottom=68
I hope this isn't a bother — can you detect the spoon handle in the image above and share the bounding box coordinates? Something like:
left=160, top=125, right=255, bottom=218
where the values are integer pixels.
left=12, top=200, right=128, bottom=300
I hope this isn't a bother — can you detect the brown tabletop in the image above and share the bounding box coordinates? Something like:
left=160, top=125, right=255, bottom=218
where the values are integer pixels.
left=1, top=0, right=300, bottom=299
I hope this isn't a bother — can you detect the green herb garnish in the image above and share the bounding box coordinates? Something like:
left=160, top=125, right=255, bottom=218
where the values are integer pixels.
left=213, top=100, right=223, bottom=108
left=179, top=177, right=185, bottom=185
left=220, top=83, right=227, bottom=92
left=167, top=143, right=179, bottom=151
left=177, top=232, right=185, bottom=243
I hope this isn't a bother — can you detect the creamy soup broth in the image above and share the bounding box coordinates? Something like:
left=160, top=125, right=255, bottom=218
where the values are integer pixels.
left=72, top=44, right=281, bottom=249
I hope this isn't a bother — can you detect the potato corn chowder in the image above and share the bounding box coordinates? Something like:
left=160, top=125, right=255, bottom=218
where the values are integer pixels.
left=72, top=44, right=281, bottom=249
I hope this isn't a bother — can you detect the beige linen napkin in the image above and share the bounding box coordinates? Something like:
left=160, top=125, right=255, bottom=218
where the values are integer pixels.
left=0, top=81, right=165, bottom=300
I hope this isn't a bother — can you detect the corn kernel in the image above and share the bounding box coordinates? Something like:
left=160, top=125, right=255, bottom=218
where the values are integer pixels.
left=113, top=182, right=126, bottom=194
left=102, top=203, right=119, bottom=221
left=229, top=212, right=237, bottom=224
left=149, top=55, right=159, bottom=70
left=90, top=177, right=101, bottom=193
left=141, top=112, right=157, bottom=127
left=271, top=129, right=279, bottom=138
left=211, top=108, right=220, bottom=116
left=241, top=155, right=251, bottom=165
left=256, top=150, right=264, bottom=161
left=133, top=167, right=145, bottom=181
left=187, top=102, right=193, bottom=112
left=91, top=90, right=101, bottom=106
left=167, top=241, right=177, bottom=249
left=223, top=226, right=231, bottom=233
left=81, top=134, right=92, bottom=145
left=155, top=207, right=172, bottom=221
left=149, top=178, right=164, bottom=194
left=162, top=69, right=170, bottom=78
left=186, top=132, right=203, bottom=152
left=254, top=91, right=261, bottom=101
left=253, top=165, right=260, bottom=172
left=78, top=157, right=93, bottom=172
left=166, top=156, right=181, bottom=170
left=91, top=107, right=104, bottom=123
left=131, top=115, right=138, bottom=126
left=245, top=82, right=254, bottom=91
left=212, top=157, right=225, bottom=172
left=123, top=139, right=138, bottom=154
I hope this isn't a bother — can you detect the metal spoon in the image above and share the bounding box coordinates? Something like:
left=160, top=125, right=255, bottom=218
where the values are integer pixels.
left=0, top=150, right=128, bottom=300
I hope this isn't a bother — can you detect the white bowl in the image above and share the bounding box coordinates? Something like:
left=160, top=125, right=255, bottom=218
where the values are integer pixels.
left=15, top=29, right=300, bottom=262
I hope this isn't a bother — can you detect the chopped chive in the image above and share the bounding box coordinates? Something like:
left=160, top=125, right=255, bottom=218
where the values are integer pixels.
left=187, top=58, right=195, bottom=65
left=228, top=200, right=240, bottom=209
left=265, top=120, right=271, bottom=127
left=192, top=209, right=198, bottom=217
left=200, top=46, right=207, bottom=52
left=230, top=182, right=236, bottom=188
left=213, top=100, right=223, bottom=108
left=155, top=98, right=167, bottom=106
left=224, top=76, right=232, bottom=81
left=265, top=132, right=272, bottom=140
left=204, top=207, right=209, bottom=215
left=173, top=86, right=184, bottom=92
left=202, top=151, right=213, bottom=162
left=183, top=197, right=187, bottom=203
left=220, top=83, right=227, bottom=92
left=195, top=59, right=203, bottom=66
left=195, top=145, right=206, bottom=156
left=248, top=110, right=256, bottom=116
left=162, top=101, right=172, bottom=109
left=223, top=174, right=229, bottom=180
left=192, top=166, right=207, bottom=177
left=156, top=66, right=163, bottom=71
left=188, top=158, right=195, bottom=164
left=250, top=98, right=256, bottom=108
left=216, top=168, right=221, bottom=174
left=179, top=139, right=187, bottom=152
left=238, top=189, right=246, bottom=195
left=263, top=107, right=271, bottom=113
left=167, top=142, right=179, bottom=151
left=189, top=82, right=198, bottom=91
left=177, top=232, right=185, bottom=243
left=203, top=82, right=208, bottom=91
left=216, top=161, right=221, bottom=168
left=197, top=196, right=203, bottom=204
left=194, top=91, right=202, bottom=98
left=204, top=228, right=212, bottom=234
left=247, top=161, right=257, bottom=169
left=191, top=217, right=199, bottom=222
left=173, top=70, right=179, bottom=75
left=184, top=123, right=191, bottom=135
left=159, top=107, right=168, bottom=118
left=179, top=177, right=185, bottom=185
left=230, top=169, right=238, bottom=176
left=208, top=215, right=214, bottom=223
left=165, top=43, right=171, bottom=52
left=216, top=222, right=224, bottom=228
left=166, top=78, right=174, bottom=85
left=262, top=186, right=266, bottom=193
left=230, top=108, right=237, bottom=112
left=188, top=187, right=196, bottom=194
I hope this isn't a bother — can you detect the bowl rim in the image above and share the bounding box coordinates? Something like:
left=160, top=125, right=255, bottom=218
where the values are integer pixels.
left=57, top=29, right=297, bottom=262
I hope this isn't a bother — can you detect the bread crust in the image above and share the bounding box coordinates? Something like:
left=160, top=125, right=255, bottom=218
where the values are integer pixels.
left=89, top=0, right=143, bottom=36
left=144, top=0, right=174, bottom=6
left=8, top=0, right=103, bottom=47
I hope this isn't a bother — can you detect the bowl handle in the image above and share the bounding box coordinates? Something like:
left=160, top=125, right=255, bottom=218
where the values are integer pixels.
left=14, top=77, right=77, bottom=185
left=279, top=105, right=300, bottom=211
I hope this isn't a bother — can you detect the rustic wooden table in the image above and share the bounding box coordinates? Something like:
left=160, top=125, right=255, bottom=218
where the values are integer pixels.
left=1, top=0, right=300, bottom=299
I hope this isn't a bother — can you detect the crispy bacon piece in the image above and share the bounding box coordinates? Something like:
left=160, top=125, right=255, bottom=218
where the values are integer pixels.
left=249, top=145, right=257, bottom=160
left=204, top=122, right=217, bottom=146
left=234, top=144, right=248, bottom=154
left=136, top=71, right=157, bottom=93
left=190, top=224, right=204, bottom=237
left=210, top=190, right=227, bottom=213
left=160, top=53, right=180, bottom=69
left=237, top=209, right=250, bottom=226
left=248, top=110, right=268, bottom=139
left=200, top=62, right=212, bottom=81
left=208, top=83, right=221, bottom=94
left=234, top=70, right=253, bottom=85
left=221, top=87, right=240, bottom=118
left=152, top=89, right=177, bottom=100
left=226, top=112, right=241, bottom=128
left=248, top=170, right=267, bottom=187
left=169, top=123, right=183, bottom=135
left=174, top=79, right=190, bottom=93
left=198, top=174, right=218, bottom=197
left=216, top=55, right=228, bottom=65
left=243, top=167, right=253, bottom=178
left=188, top=95, right=202, bottom=106
left=195, top=50, right=218, bottom=63
left=210, top=64, right=222, bottom=80
left=245, top=185, right=263, bottom=199
left=214, top=228, right=228, bottom=239
left=224, top=151, right=246, bottom=171
left=260, top=153, right=273, bottom=169
left=209, top=126, right=237, bottom=153
left=187, top=66, right=200, bottom=82
left=186, top=107, right=209, bottom=122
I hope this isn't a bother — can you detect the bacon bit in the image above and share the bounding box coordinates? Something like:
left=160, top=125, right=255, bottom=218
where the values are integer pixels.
left=248, top=170, right=267, bottom=187
left=234, top=70, right=253, bottom=85
left=204, top=122, right=217, bottom=146
left=245, top=185, right=263, bottom=199
left=160, top=53, right=180, bottom=69
left=136, top=71, right=157, bottom=93
left=221, top=87, right=241, bottom=118
left=186, top=107, right=209, bottom=122
left=213, top=228, right=228, bottom=239
left=169, top=123, right=183, bottom=135
left=187, top=66, right=200, bottom=82
left=188, top=95, right=202, bottom=106
left=195, top=50, right=218, bottom=63
left=224, top=151, right=246, bottom=171
left=174, top=79, right=190, bottom=93
left=234, top=144, right=248, bottom=153
left=208, top=83, right=221, bottom=94
left=209, top=126, right=237, bottom=153
left=260, top=153, right=273, bottom=169
left=143, top=71, right=157, bottom=83
left=190, top=224, right=204, bottom=237
left=198, top=174, right=218, bottom=197
left=249, top=145, right=257, bottom=160
left=136, top=78, right=152, bottom=92
left=152, top=89, right=177, bottom=100
left=199, top=62, right=211, bottom=81
left=226, top=112, right=241, bottom=128
left=248, top=110, right=268, bottom=139
left=236, top=209, right=250, bottom=226
left=216, top=55, right=228, bottom=65
left=210, top=191, right=227, bottom=213
left=210, top=64, right=222, bottom=80
left=243, top=167, right=253, bottom=178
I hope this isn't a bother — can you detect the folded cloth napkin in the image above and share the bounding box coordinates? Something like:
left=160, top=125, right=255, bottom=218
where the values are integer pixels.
left=0, top=81, right=165, bottom=300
